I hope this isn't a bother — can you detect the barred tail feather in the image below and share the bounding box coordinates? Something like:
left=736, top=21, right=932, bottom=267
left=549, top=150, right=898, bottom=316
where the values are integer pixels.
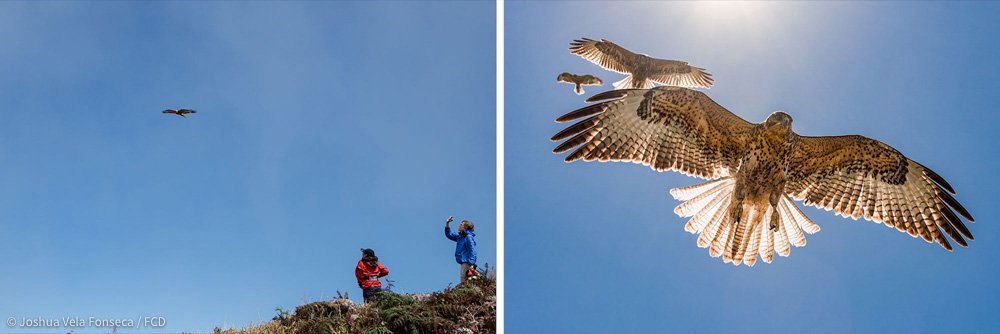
left=777, top=196, right=808, bottom=247
left=696, top=196, right=732, bottom=247
left=669, top=180, right=824, bottom=267
left=672, top=179, right=732, bottom=217
left=709, top=216, right=731, bottom=258
left=743, top=220, right=762, bottom=267
left=759, top=206, right=776, bottom=263
left=782, top=195, right=821, bottom=234
left=684, top=190, right=731, bottom=234
left=670, top=178, right=732, bottom=201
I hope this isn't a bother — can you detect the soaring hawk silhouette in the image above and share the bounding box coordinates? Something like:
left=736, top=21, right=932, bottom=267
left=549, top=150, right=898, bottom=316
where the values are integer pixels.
left=551, top=87, right=974, bottom=266
left=557, top=72, right=604, bottom=95
left=162, top=109, right=197, bottom=118
left=570, top=38, right=714, bottom=90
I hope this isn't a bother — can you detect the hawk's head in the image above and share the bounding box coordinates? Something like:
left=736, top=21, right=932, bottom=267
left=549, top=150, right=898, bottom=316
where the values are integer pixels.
left=764, top=111, right=793, bottom=131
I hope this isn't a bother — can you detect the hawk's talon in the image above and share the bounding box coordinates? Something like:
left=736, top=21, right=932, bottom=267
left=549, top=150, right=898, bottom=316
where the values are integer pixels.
left=729, top=205, right=743, bottom=224
left=769, top=210, right=780, bottom=232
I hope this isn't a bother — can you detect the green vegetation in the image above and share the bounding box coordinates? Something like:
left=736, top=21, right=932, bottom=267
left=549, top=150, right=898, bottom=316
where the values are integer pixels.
left=214, top=270, right=496, bottom=334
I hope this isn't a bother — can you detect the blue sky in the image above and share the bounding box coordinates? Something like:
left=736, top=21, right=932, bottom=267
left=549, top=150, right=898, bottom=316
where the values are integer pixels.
left=506, top=2, right=1000, bottom=333
left=0, top=2, right=494, bottom=332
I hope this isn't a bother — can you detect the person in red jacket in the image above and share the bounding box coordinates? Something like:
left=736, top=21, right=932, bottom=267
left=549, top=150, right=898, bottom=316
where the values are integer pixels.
left=355, top=248, right=389, bottom=302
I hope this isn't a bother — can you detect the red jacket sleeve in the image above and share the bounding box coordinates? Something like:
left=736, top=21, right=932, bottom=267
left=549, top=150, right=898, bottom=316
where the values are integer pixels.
left=378, top=263, right=389, bottom=277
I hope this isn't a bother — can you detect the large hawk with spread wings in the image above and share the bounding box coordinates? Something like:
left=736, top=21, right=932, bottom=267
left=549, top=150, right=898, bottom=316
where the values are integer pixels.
left=551, top=87, right=975, bottom=266
left=570, top=38, right=714, bottom=90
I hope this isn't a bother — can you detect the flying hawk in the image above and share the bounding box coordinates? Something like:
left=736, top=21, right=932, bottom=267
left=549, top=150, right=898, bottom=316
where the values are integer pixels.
left=557, top=72, right=604, bottom=95
left=550, top=87, right=974, bottom=266
left=570, top=38, right=714, bottom=90
left=162, top=109, right=197, bottom=118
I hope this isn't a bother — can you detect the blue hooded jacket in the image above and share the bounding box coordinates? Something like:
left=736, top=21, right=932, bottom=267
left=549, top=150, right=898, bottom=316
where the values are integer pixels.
left=445, top=226, right=477, bottom=265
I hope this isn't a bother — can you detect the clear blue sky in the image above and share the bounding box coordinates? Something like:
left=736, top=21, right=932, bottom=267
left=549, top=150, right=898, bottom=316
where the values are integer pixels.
left=506, top=2, right=1000, bottom=333
left=0, top=2, right=494, bottom=332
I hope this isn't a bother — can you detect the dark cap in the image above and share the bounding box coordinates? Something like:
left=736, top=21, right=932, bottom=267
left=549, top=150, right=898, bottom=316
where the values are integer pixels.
left=360, top=248, right=375, bottom=257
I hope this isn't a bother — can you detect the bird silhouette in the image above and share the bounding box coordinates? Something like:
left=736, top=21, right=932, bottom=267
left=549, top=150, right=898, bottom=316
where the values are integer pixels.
left=162, top=109, right=197, bottom=118
left=557, top=72, right=603, bottom=95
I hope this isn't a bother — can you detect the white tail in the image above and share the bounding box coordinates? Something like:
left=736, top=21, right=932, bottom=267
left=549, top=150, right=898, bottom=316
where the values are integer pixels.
left=670, top=178, right=821, bottom=266
left=612, top=75, right=655, bottom=89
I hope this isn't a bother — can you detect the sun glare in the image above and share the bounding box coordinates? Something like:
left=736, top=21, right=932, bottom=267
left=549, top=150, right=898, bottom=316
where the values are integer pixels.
left=690, top=1, right=770, bottom=22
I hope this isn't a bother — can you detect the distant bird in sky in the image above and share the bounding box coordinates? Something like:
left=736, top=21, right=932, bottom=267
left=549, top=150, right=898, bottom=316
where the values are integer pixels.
left=570, top=38, right=713, bottom=90
left=162, top=109, right=197, bottom=118
left=557, top=72, right=604, bottom=95
left=550, top=87, right=974, bottom=266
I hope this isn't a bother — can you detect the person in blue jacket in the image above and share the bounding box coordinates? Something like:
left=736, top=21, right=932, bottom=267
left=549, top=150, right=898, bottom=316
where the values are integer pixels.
left=444, top=216, right=477, bottom=284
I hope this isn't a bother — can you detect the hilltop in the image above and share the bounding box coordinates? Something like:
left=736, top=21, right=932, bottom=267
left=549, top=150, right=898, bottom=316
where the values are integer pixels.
left=213, top=275, right=496, bottom=334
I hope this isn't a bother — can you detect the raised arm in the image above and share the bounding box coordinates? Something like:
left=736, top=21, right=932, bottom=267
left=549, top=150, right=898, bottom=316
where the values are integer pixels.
left=445, top=226, right=459, bottom=241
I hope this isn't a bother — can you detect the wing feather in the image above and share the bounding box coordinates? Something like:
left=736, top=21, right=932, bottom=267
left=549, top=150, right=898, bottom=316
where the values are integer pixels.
left=569, top=38, right=637, bottom=75
left=647, top=61, right=715, bottom=89
left=551, top=87, right=754, bottom=180
left=785, top=135, right=974, bottom=250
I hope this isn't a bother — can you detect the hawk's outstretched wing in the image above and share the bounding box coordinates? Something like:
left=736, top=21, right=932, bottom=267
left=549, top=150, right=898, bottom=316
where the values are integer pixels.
left=647, top=60, right=714, bottom=89
left=785, top=135, right=975, bottom=250
left=569, top=38, right=638, bottom=75
left=579, top=74, right=603, bottom=86
left=551, top=87, right=754, bottom=180
left=557, top=72, right=574, bottom=83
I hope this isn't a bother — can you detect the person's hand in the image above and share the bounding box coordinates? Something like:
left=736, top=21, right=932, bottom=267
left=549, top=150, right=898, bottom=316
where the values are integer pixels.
left=446, top=216, right=454, bottom=226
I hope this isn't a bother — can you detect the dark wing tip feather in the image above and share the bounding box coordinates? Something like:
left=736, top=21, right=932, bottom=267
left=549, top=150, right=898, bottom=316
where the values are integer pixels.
left=949, top=221, right=970, bottom=246
left=937, top=188, right=974, bottom=222
left=556, top=104, right=604, bottom=123
left=941, top=205, right=974, bottom=240
left=569, top=38, right=598, bottom=52
left=569, top=38, right=591, bottom=48
left=565, top=146, right=590, bottom=162
left=911, top=164, right=955, bottom=194
left=553, top=130, right=592, bottom=155
left=585, top=89, right=636, bottom=103
left=550, top=115, right=599, bottom=142
left=940, top=238, right=954, bottom=251
left=952, top=233, right=969, bottom=248
left=921, top=165, right=956, bottom=194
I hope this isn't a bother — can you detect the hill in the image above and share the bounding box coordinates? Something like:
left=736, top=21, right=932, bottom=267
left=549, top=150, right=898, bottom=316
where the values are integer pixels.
left=213, top=275, right=496, bottom=334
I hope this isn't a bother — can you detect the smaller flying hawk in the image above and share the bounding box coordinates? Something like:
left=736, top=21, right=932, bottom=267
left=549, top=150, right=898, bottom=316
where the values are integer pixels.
left=162, top=109, right=197, bottom=118
left=557, top=72, right=604, bottom=95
